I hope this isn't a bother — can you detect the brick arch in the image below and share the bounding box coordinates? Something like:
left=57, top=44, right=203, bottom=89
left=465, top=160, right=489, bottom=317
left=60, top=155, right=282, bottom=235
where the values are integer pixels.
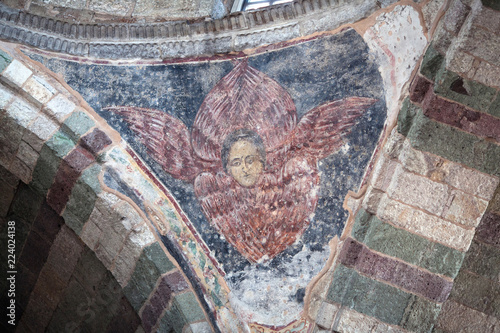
left=0, top=44, right=221, bottom=332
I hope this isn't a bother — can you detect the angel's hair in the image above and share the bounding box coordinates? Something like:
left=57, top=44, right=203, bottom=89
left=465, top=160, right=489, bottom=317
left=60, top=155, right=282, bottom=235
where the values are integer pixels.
left=221, top=128, right=266, bottom=173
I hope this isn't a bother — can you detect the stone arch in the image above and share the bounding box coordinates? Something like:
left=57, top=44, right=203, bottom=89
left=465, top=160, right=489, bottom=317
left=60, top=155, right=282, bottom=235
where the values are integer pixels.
left=0, top=44, right=219, bottom=332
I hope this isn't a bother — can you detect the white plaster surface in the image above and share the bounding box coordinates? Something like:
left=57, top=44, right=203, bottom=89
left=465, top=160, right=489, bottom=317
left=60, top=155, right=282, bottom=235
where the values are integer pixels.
left=364, top=5, right=427, bottom=126
left=227, top=245, right=330, bottom=326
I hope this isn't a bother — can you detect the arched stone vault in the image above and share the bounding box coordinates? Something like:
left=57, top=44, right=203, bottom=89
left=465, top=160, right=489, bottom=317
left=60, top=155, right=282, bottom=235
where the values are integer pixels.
left=0, top=0, right=500, bottom=332
left=0, top=42, right=226, bottom=332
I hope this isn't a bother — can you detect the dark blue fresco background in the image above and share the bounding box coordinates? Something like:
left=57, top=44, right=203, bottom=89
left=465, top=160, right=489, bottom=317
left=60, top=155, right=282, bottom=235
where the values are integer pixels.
left=28, top=29, right=386, bottom=274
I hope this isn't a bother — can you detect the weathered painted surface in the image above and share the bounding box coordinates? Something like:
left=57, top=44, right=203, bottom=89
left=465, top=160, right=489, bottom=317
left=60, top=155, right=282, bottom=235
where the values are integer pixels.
left=27, top=28, right=386, bottom=326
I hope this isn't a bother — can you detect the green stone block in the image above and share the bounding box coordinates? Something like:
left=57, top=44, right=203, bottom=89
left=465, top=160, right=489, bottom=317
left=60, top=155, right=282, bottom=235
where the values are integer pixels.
left=351, top=208, right=372, bottom=242
left=406, top=108, right=500, bottom=177
left=489, top=285, right=500, bottom=318
left=46, top=130, right=76, bottom=159
left=159, top=302, right=186, bottom=333
left=134, top=250, right=162, bottom=289
left=144, top=242, right=175, bottom=274
left=63, top=180, right=97, bottom=234
left=434, top=69, right=497, bottom=112
left=401, top=295, right=441, bottom=333
left=30, top=145, right=62, bottom=195
left=80, top=164, right=102, bottom=194
left=80, top=283, right=120, bottom=333
left=328, top=264, right=411, bottom=325
left=365, top=216, right=427, bottom=266
left=123, top=278, right=149, bottom=312
left=174, top=292, right=206, bottom=323
left=421, top=242, right=465, bottom=279
left=8, top=184, right=43, bottom=224
left=0, top=49, right=12, bottom=73
left=354, top=209, right=465, bottom=278
left=420, top=45, right=444, bottom=81
left=62, top=111, right=95, bottom=141
left=73, top=248, right=107, bottom=292
left=463, top=240, right=500, bottom=282
left=62, top=209, right=85, bottom=235
left=482, top=0, right=500, bottom=10
left=123, top=248, right=163, bottom=311
left=397, top=98, right=421, bottom=137
left=487, top=94, right=500, bottom=119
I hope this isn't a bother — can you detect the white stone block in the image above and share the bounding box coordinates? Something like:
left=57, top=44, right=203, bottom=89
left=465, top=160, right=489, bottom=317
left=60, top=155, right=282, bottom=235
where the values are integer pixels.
left=442, top=162, right=499, bottom=200
left=378, top=194, right=474, bottom=251
left=28, top=114, right=58, bottom=141
left=336, top=308, right=378, bottom=333
left=316, top=301, right=340, bottom=329
left=2, top=59, right=32, bottom=87
left=23, top=75, right=56, bottom=105
left=0, top=84, right=13, bottom=108
left=444, top=190, right=488, bottom=228
left=6, top=97, right=39, bottom=127
left=387, top=165, right=450, bottom=216
left=45, top=93, right=76, bottom=121
left=189, top=321, right=212, bottom=333
left=129, top=222, right=155, bottom=248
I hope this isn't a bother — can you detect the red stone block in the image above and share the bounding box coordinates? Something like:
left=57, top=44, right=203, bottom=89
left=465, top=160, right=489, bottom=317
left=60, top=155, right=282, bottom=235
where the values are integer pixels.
left=81, top=128, right=112, bottom=155
left=422, top=93, right=500, bottom=143
left=362, top=250, right=397, bottom=282
left=395, top=261, right=452, bottom=303
left=45, top=226, right=85, bottom=283
left=33, top=202, right=64, bottom=243
left=47, top=160, right=79, bottom=214
left=164, top=270, right=189, bottom=293
left=149, top=277, right=173, bottom=317
left=475, top=212, right=500, bottom=249
left=32, top=264, right=68, bottom=309
left=64, top=146, right=95, bottom=172
left=339, top=238, right=453, bottom=302
left=410, top=75, right=433, bottom=104
left=141, top=304, right=157, bottom=333
left=338, top=238, right=364, bottom=267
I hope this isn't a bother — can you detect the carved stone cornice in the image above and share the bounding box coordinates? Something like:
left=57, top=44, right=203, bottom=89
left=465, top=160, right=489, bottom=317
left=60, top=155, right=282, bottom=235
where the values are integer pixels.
left=0, top=0, right=396, bottom=60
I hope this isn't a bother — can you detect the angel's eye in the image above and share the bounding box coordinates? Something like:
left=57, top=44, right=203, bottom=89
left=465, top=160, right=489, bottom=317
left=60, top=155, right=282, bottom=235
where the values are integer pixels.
left=245, top=156, right=257, bottom=165
left=230, top=159, right=241, bottom=167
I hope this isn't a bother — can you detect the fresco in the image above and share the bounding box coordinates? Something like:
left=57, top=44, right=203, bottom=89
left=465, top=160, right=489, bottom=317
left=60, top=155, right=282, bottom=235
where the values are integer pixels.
left=106, top=61, right=375, bottom=263
left=28, top=28, right=386, bottom=325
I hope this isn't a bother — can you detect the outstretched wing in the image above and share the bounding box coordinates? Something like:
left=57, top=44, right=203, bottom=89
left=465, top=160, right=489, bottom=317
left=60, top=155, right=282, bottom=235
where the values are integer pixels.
left=105, top=106, right=205, bottom=182
left=270, top=97, right=377, bottom=164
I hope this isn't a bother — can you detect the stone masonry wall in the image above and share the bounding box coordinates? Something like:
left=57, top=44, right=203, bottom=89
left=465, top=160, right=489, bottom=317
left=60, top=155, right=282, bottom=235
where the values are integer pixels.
left=311, top=0, right=500, bottom=332
left=0, top=46, right=214, bottom=332
left=0, top=0, right=499, bottom=332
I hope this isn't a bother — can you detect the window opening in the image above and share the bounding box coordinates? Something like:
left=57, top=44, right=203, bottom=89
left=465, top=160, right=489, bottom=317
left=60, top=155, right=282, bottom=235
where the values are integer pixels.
left=232, top=0, right=294, bottom=12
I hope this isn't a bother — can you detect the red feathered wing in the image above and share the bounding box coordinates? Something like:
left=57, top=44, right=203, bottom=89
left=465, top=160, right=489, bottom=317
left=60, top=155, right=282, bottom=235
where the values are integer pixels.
left=105, top=106, right=206, bottom=182
left=191, top=60, right=297, bottom=162
left=268, top=97, right=377, bottom=168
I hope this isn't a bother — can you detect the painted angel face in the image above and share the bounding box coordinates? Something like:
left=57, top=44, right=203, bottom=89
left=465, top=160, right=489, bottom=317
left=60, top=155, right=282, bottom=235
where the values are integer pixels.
left=227, top=139, right=264, bottom=187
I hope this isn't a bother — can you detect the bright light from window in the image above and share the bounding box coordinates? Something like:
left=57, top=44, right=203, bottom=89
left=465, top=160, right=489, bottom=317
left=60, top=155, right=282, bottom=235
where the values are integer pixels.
left=242, top=0, right=294, bottom=11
